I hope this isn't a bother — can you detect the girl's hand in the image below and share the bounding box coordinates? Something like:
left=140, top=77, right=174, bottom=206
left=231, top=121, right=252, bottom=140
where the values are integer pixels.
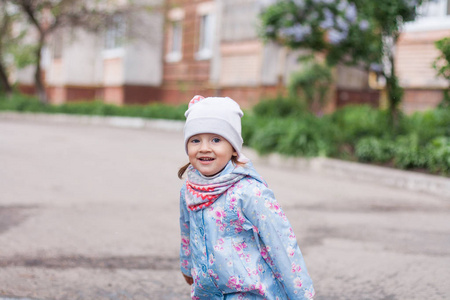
left=182, top=273, right=193, bottom=285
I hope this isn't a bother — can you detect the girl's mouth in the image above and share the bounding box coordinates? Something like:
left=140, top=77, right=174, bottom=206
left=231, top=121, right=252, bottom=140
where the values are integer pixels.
left=199, top=157, right=215, bottom=162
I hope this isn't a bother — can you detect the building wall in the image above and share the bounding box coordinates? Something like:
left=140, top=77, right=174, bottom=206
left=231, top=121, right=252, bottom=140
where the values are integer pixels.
left=162, top=0, right=215, bottom=104
left=397, top=0, right=450, bottom=112
left=162, top=0, right=315, bottom=107
left=42, top=0, right=164, bottom=105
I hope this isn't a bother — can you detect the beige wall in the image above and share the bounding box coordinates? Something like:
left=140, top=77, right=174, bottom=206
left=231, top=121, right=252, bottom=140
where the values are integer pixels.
left=397, top=30, right=449, bottom=89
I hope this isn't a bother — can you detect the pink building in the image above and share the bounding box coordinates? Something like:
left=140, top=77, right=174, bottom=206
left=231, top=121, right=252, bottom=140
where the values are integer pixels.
left=396, top=0, right=450, bottom=113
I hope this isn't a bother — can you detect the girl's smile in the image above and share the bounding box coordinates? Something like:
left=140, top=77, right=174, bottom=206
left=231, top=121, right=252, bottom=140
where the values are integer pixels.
left=187, top=133, right=237, bottom=176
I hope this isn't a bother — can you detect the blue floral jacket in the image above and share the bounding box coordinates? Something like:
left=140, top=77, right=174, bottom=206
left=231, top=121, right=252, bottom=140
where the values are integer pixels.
left=179, top=161, right=315, bottom=299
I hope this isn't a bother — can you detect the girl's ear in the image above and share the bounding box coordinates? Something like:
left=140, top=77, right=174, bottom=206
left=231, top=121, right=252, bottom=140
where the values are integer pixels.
left=232, top=151, right=238, bottom=158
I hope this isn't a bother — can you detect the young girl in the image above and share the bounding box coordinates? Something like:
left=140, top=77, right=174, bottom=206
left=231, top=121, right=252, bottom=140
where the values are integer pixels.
left=179, top=95, right=315, bottom=299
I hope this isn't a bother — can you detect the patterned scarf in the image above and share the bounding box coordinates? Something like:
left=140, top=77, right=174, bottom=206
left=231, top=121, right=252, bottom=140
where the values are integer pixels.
left=185, top=165, right=245, bottom=211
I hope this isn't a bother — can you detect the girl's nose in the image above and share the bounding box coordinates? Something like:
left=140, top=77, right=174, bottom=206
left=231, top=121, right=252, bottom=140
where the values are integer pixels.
left=199, top=141, right=211, bottom=152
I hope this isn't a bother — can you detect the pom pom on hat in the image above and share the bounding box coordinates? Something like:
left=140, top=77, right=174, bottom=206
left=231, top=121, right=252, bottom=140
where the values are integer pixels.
left=184, top=95, right=249, bottom=163
left=188, top=95, right=205, bottom=108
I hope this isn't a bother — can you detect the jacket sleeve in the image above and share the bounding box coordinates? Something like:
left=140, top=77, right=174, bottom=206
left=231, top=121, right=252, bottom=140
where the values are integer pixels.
left=240, top=181, right=315, bottom=299
left=179, top=184, right=192, bottom=277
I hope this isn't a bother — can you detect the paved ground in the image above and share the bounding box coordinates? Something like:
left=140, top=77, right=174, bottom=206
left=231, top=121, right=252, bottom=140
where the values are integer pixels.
left=0, top=118, right=449, bottom=300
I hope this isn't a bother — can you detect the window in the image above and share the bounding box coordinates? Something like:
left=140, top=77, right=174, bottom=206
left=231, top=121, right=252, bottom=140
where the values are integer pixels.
left=52, top=31, right=63, bottom=59
left=105, top=14, right=126, bottom=50
left=196, top=13, right=214, bottom=60
left=405, top=0, right=450, bottom=31
left=418, top=0, right=449, bottom=17
left=166, top=20, right=183, bottom=62
left=166, top=8, right=184, bottom=62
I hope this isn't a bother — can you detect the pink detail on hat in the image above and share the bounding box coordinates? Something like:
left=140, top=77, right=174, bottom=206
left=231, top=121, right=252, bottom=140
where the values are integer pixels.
left=188, top=95, right=205, bottom=108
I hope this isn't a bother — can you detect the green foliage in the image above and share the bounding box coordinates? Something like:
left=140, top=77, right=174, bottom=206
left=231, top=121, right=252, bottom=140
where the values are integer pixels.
left=426, top=137, right=450, bottom=174
left=355, top=137, right=395, bottom=163
left=400, top=108, right=450, bottom=143
left=385, top=73, right=404, bottom=114
left=260, top=0, right=380, bottom=66
left=252, top=96, right=307, bottom=118
left=393, top=134, right=428, bottom=169
left=8, top=43, right=38, bottom=68
left=260, top=0, right=425, bottom=125
left=0, top=93, right=187, bottom=120
left=364, top=0, right=422, bottom=36
left=433, top=37, right=450, bottom=108
left=288, top=60, right=332, bottom=112
left=330, top=105, right=391, bottom=143
left=247, top=99, right=449, bottom=175
left=0, top=93, right=46, bottom=111
left=433, top=37, right=450, bottom=81
left=354, top=134, right=450, bottom=175
left=276, top=115, right=336, bottom=157
left=245, top=115, right=335, bottom=157
left=248, top=117, right=289, bottom=155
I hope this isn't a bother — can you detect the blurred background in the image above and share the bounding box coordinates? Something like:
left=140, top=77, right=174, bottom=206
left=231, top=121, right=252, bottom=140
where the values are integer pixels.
left=1, top=1, right=450, bottom=299
left=1, top=0, right=449, bottom=176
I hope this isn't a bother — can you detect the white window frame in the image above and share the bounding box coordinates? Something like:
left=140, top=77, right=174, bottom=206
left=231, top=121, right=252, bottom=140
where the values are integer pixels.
left=103, top=14, right=126, bottom=59
left=104, top=14, right=126, bottom=50
left=196, top=14, right=214, bottom=60
left=195, top=2, right=215, bottom=61
left=405, top=0, right=450, bottom=32
left=166, top=20, right=183, bottom=62
left=166, top=8, right=184, bottom=63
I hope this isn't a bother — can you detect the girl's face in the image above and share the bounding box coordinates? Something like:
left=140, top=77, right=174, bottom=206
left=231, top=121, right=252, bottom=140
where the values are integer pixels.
left=187, top=133, right=237, bottom=177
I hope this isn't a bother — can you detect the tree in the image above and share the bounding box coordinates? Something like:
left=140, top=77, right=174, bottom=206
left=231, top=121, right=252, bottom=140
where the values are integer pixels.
left=0, top=0, right=37, bottom=97
left=7, top=0, right=148, bottom=103
left=260, top=0, right=425, bottom=125
left=0, top=0, right=17, bottom=95
left=288, top=58, right=333, bottom=114
left=432, top=37, right=450, bottom=108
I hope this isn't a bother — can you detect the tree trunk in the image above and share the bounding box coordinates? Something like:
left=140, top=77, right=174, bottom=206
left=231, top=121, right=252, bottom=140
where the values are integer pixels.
left=35, top=38, right=47, bottom=104
left=0, top=60, right=12, bottom=96
left=385, top=35, right=403, bottom=131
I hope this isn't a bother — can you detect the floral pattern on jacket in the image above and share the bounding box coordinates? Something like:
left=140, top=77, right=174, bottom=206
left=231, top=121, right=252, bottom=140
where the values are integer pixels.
left=179, top=161, right=315, bottom=299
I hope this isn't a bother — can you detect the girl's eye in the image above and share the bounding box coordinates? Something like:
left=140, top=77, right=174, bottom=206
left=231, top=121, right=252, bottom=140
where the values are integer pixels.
left=191, top=139, right=200, bottom=143
left=212, top=138, right=221, bottom=143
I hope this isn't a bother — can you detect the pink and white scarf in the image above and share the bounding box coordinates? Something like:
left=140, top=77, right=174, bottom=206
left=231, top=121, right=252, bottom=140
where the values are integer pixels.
left=185, top=165, right=245, bottom=211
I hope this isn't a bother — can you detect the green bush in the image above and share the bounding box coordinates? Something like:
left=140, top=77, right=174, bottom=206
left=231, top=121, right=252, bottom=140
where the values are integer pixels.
left=331, top=105, right=392, bottom=143
left=0, top=94, right=187, bottom=120
left=248, top=117, right=288, bottom=155
left=355, top=137, right=395, bottom=163
left=252, top=96, right=307, bottom=118
left=246, top=113, right=336, bottom=157
left=278, top=115, right=335, bottom=157
left=0, top=93, right=46, bottom=112
left=288, top=60, right=332, bottom=113
left=393, top=134, right=428, bottom=170
left=399, top=108, right=450, bottom=143
left=426, top=137, right=450, bottom=175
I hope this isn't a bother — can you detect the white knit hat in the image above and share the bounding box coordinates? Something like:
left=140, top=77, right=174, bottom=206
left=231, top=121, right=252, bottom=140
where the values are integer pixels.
left=184, top=95, right=249, bottom=163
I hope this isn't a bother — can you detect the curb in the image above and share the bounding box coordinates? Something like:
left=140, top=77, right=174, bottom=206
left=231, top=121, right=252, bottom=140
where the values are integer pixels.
left=2, top=112, right=449, bottom=199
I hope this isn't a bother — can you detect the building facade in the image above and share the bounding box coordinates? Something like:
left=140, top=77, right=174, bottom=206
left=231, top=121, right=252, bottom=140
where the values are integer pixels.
left=13, top=0, right=447, bottom=112
left=42, top=0, right=165, bottom=105
left=396, top=0, right=450, bottom=113
left=162, top=0, right=288, bottom=107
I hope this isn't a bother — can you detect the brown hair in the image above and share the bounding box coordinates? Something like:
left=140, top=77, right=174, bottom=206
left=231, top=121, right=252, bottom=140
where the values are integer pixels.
left=178, top=156, right=240, bottom=179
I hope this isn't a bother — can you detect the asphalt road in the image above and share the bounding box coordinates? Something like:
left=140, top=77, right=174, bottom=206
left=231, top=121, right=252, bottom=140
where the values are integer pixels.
left=1, top=118, right=449, bottom=300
